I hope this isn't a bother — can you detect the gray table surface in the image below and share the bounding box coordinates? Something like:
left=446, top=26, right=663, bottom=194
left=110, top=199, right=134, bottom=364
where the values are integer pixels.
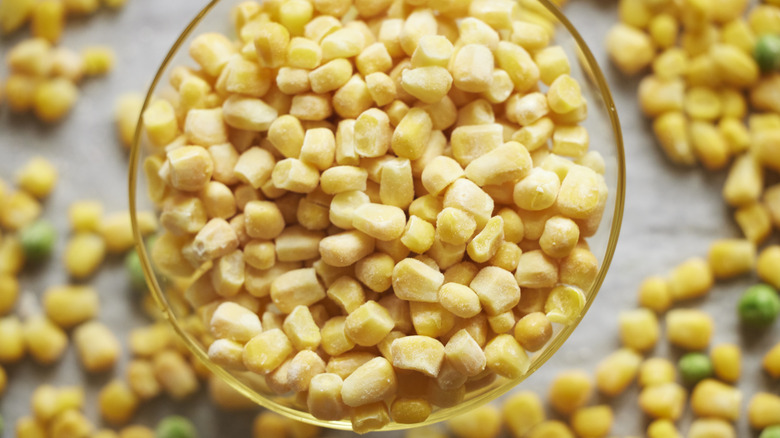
left=1, top=0, right=779, bottom=436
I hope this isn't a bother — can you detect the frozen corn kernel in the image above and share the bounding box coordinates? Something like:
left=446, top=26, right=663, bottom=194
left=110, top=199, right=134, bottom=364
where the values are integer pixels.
left=466, top=266, right=519, bottom=316
left=23, top=315, right=67, bottom=364
left=764, top=342, right=780, bottom=378
left=99, top=380, right=138, bottom=426
left=666, top=309, right=713, bottom=350
left=326, top=276, right=365, bottom=314
left=74, top=321, right=120, bottom=372
left=166, top=146, right=214, bottom=192
left=467, top=216, right=504, bottom=263
left=319, top=230, right=375, bottom=267
left=270, top=267, right=325, bottom=313
left=320, top=27, right=364, bottom=60
left=351, top=402, right=391, bottom=434
left=287, top=350, right=326, bottom=393
left=355, top=252, right=394, bottom=292
left=0, top=275, right=19, bottom=316
left=502, top=392, right=544, bottom=438
left=16, top=157, right=56, bottom=199
left=64, top=233, right=106, bottom=279
left=708, top=239, right=755, bottom=279
left=0, top=316, right=26, bottom=363
left=400, top=67, right=453, bottom=104
left=450, top=123, right=503, bottom=167
left=410, top=301, right=456, bottom=338
left=81, top=46, right=115, bottom=76
left=447, top=405, right=501, bottom=438
left=637, top=276, right=672, bottom=313
left=549, top=370, right=593, bottom=415
left=442, top=329, right=485, bottom=378
left=711, top=44, right=759, bottom=88
left=688, top=419, right=735, bottom=438
left=647, top=420, right=681, bottom=438
left=451, top=44, right=494, bottom=93
left=142, top=99, right=178, bottom=148
left=391, top=257, right=444, bottom=302
left=515, top=250, right=558, bottom=288
left=495, top=40, right=541, bottom=92
left=243, top=329, right=292, bottom=375
left=114, top=93, right=144, bottom=148
left=222, top=95, right=278, bottom=131
left=690, top=379, right=741, bottom=421
left=355, top=108, right=392, bottom=158
left=308, top=373, right=347, bottom=421
left=438, top=282, right=480, bottom=318
left=465, top=141, right=532, bottom=187
left=390, top=398, right=432, bottom=424
left=758, top=246, right=780, bottom=289
left=639, top=382, right=687, bottom=420
left=735, top=202, right=773, bottom=244
left=512, top=312, right=551, bottom=352
left=619, top=308, right=659, bottom=353
left=667, top=257, right=714, bottom=301
left=153, top=350, right=199, bottom=400
left=723, top=153, right=763, bottom=206
left=552, top=125, right=589, bottom=159
left=571, top=405, right=613, bottom=438
left=344, top=301, right=394, bottom=347
left=379, top=158, right=414, bottom=209
left=538, top=215, right=579, bottom=259
left=43, top=285, right=98, bottom=328
left=210, top=301, right=261, bottom=343
left=708, top=344, right=741, bottom=384
left=341, top=357, right=397, bottom=407
left=436, top=207, right=476, bottom=246
left=748, top=392, right=780, bottom=429
left=484, top=334, right=529, bottom=379
left=606, top=23, right=654, bottom=75
left=513, top=168, right=560, bottom=212
left=391, top=335, right=445, bottom=377
left=321, top=316, right=355, bottom=357
left=232, top=147, right=274, bottom=189
left=595, top=348, right=642, bottom=397
left=32, top=78, right=79, bottom=123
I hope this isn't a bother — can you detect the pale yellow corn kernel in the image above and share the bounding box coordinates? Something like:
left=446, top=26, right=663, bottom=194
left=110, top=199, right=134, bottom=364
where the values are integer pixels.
left=354, top=252, right=394, bottom=292
left=410, top=301, right=456, bottom=337
left=297, top=129, right=336, bottom=172
left=538, top=215, right=579, bottom=259
left=691, top=379, right=741, bottom=421
left=330, top=190, right=368, bottom=228
left=707, top=238, right=755, bottom=279
left=639, top=382, right=687, bottom=420
left=15, top=156, right=56, bottom=199
left=722, top=153, right=762, bottom=207
left=558, top=247, right=596, bottom=291
left=31, top=385, right=63, bottom=422
left=319, top=230, right=375, bottom=267
left=23, top=316, right=67, bottom=364
left=419, top=157, right=462, bottom=198
left=351, top=402, right=391, bottom=434
left=534, top=47, right=570, bottom=87
left=142, top=99, right=178, bottom=148
left=618, top=0, right=651, bottom=27
left=682, top=25, right=720, bottom=57
left=307, top=59, right=351, bottom=95
left=757, top=246, right=780, bottom=289
left=3, top=75, right=40, bottom=113
left=443, top=179, right=494, bottom=230
left=285, top=37, right=321, bottom=70
left=128, top=324, right=172, bottom=357
left=0, top=274, right=19, bottom=316
left=301, top=15, right=340, bottom=43
left=269, top=267, right=325, bottom=313
left=166, top=146, right=214, bottom=192
left=7, top=38, right=53, bottom=76
left=649, top=14, right=678, bottom=49
left=200, top=181, right=237, bottom=219
left=547, top=75, right=584, bottom=116
left=32, top=77, right=79, bottom=123
left=477, top=69, right=512, bottom=105
left=98, top=380, right=138, bottom=426
left=378, top=158, right=413, bottom=209
left=287, top=92, right=331, bottom=121
left=319, top=28, right=363, bottom=61
left=354, top=108, right=392, bottom=158
left=686, top=54, right=720, bottom=88
left=400, top=66, right=453, bottom=104
left=390, top=109, right=432, bottom=161
left=636, top=276, right=672, bottom=314
left=354, top=44, right=392, bottom=79
left=435, top=207, right=476, bottom=246
left=388, top=335, right=444, bottom=378
left=450, top=44, right=493, bottom=94
left=494, top=41, right=539, bottom=93
left=512, top=168, right=559, bottom=212
left=399, top=215, right=434, bottom=254
left=114, top=93, right=145, bottom=149
left=570, top=405, right=613, bottom=438
left=617, top=309, right=658, bottom=357
left=63, top=233, right=107, bottom=279
left=511, top=312, right=550, bottom=353
left=506, top=92, right=548, bottom=126
left=390, top=257, right=443, bottom=302
left=317, top=166, right=366, bottom=195
left=73, top=321, right=120, bottom=372
left=652, top=49, right=688, bottom=81
left=706, top=344, right=741, bottom=385
left=757, top=128, right=780, bottom=174
left=648, top=420, right=682, bottom=438
left=443, top=330, right=485, bottom=378
left=691, top=121, right=730, bottom=170
left=286, top=350, right=326, bottom=393
left=307, top=373, right=347, bottom=421
left=0, top=0, right=35, bottom=34
left=81, top=46, right=115, bottom=77
left=437, top=283, right=481, bottom=320
left=483, top=334, right=529, bottom=379
left=388, top=397, right=431, bottom=424
left=407, top=35, right=451, bottom=69
left=653, top=111, right=695, bottom=165
left=548, top=370, right=593, bottom=415
left=333, top=74, right=374, bottom=119
left=396, top=8, right=435, bottom=55
left=324, top=277, right=363, bottom=314
left=16, top=416, right=48, bottom=438
left=545, top=284, right=586, bottom=325
left=467, top=216, right=504, bottom=263
left=220, top=55, right=272, bottom=98
left=467, top=266, right=519, bottom=316
left=721, top=19, right=755, bottom=55
left=50, top=409, right=94, bottom=438
left=500, top=393, right=544, bottom=438
left=407, top=195, right=441, bottom=225
left=488, top=310, right=515, bottom=334
left=275, top=67, right=310, bottom=95
left=321, top=316, right=355, bottom=356
left=242, top=329, right=292, bottom=375
left=720, top=117, right=751, bottom=155
left=341, top=356, right=397, bottom=407
left=267, top=115, right=305, bottom=159
left=558, top=166, right=607, bottom=222
left=688, top=419, right=736, bottom=438
left=0, top=316, right=26, bottom=363
left=270, top=158, right=318, bottom=194
left=765, top=341, right=780, bottom=378
left=223, top=94, right=278, bottom=131
left=208, top=338, right=246, bottom=370
left=666, top=309, right=713, bottom=350
left=350, top=203, right=405, bottom=242
left=188, top=32, right=236, bottom=76
left=465, top=141, right=532, bottom=188
left=185, top=217, right=239, bottom=266
left=363, top=72, right=395, bottom=107
left=43, top=285, right=98, bottom=328
left=748, top=392, right=780, bottom=429
left=152, top=350, right=199, bottom=400
left=735, top=202, right=773, bottom=244
left=514, top=249, right=558, bottom=288
left=253, top=22, right=289, bottom=68
left=712, top=44, right=759, bottom=88
left=606, top=24, right=654, bottom=75
left=447, top=405, right=501, bottom=438
left=209, top=301, right=262, bottom=342
left=242, top=201, right=284, bottom=241
left=277, top=0, right=312, bottom=36
left=552, top=125, right=589, bottom=159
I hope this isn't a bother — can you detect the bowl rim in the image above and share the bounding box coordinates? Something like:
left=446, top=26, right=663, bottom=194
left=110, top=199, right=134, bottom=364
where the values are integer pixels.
left=129, top=0, right=626, bottom=431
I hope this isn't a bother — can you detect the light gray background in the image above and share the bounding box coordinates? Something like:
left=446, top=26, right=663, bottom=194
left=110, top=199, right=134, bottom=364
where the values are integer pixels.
left=1, top=0, right=778, bottom=436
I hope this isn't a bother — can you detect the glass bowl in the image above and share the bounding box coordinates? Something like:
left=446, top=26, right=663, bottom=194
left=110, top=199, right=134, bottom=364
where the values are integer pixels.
left=130, top=0, right=625, bottom=431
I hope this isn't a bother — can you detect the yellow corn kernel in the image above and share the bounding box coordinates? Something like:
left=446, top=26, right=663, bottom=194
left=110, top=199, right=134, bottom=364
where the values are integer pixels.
left=735, top=202, right=773, bottom=244
left=0, top=274, right=19, bottom=316
left=639, top=382, right=687, bottom=420
left=320, top=316, right=355, bottom=356
left=269, top=267, right=325, bottom=314
left=287, top=92, right=331, bottom=121
left=511, top=312, right=551, bottom=352
left=33, top=77, right=79, bottom=123
left=98, top=380, right=138, bottom=426
left=8, top=38, right=53, bottom=76
left=275, top=67, right=310, bottom=95
left=723, top=153, right=762, bottom=207
left=153, top=350, right=199, bottom=400
left=595, top=348, right=642, bottom=397
left=243, top=329, right=292, bottom=375
left=653, top=49, right=688, bottom=81
left=354, top=108, right=392, bottom=158
left=208, top=338, right=245, bottom=370
left=209, top=301, right=262, bottom=343
left=548, top=370, right=593, bottom=415
left=266, top=115, right=304, bottom=159
left=668, top=257, right=713, bottom=301
left=15, top=156, right=56, bottom=199
left=527, top=421, right=574, bottom=438
left=63, top=233, right=106, bottom=279
left=467, top=216, right=504, bottom=263
left=618, top=308, right=659, bottom=353
left=556, top=165, right=607, bottom=222
left=142, top=99, right=179, bottom=147
left=690, top=121, right=730, bottom=170
left=351, top=402, right=391, bottom=434
left=410, top=301, right=456, bottom=338
left=649, top=14, right=678, bottom=49
left=571, top=405, right=613, bottom=438
left=757, top=246, right=780, bottom=289
left=547, top=75, right=583, bottom=116
left=73, top=321, right=120, bottom=372
left=390, top=398, right=432, bottom=424
left=126, top=359, right=160, bottom=400
left=409, top=35, right=452, bottom=69
left=287, top=350, right=326, bottom=393
left=389, top=335, right=444, bottom=378
left=0, top=0, right=35, bottom=34
left=341, top=356, right=397, bottom=407
left=514, top=249, right=558, bottom=288
left=332, top=74, right=373, bottom=119
left=4, top=74, right=40, bottom=113
left=465, top=266, right=519, bottom=317
left=447, top=405, right=501, bottom=438
left=764, top=342, right=780, bottom=378
left=23, top=315, right=68, bottom=365
left=400, top=66, right=453, bottom=104
left=319, top=230, right=375, bottom=268
left=653, top=111, right=695, bottom=165
left=43, top=285, right=98, bottom=329
left=532, top=47, right=569, bottom=87
left=443, top=329, right=486, bottom=378
left=707, top=344, right=741, bottom=384
left=0, top=316, right=26, bottom=363
left=81, top=46, right=115, bottom=76
left=114, top=93, right=144, bottom=148
left=638, top=76, right=685, bottom=117
left=320, top=27, right=364, bottom=60
left=666, top=309, right=713, bottom=350
left=688, top=419, right=735, bottom=438
left=647, top=420, right=681, bottom=438
left=451, top=44, right=494, bottom=93
left=502, top=392, right=544, bottom=438
left=748, top=392, right=780, bottom=429
left=537, top=215, right=580, bottom=259
left=685, top=86, right=721, bottom=121
left=711, top=44, right=759, bottom=88
left=606, top=24, right=654, bottom=75
left=636, top=276, right=671, bottom=313
left=707, top=238, right=755, bottom=279
left=690, top=379, right=741, bottom=421
left=364, top=72, right=395, bottom=107
left=326, top=276, right=365, bottom=314
left=307, top=373, right=347, bottom=421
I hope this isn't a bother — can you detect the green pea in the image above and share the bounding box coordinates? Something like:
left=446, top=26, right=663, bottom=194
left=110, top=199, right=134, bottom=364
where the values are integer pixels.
left=125, top=249, right=146, bottom=290
left=19, top=219, right=57, bottom=262
left=678, top=352, right=713, bottom=386
left=156, top=415, right=198, bottom=438
left=761, top=426, right=780, bottom=438
left=738, top=284, right=780, bottom=326
left=755, top=34, right=780, bottom=72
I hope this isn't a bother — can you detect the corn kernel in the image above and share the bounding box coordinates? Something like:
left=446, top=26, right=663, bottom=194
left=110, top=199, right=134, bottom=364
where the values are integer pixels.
left=549, top=370, right=593, bottom=415
left=748, top=392, right=780, bottom=429
left=666, top=309, right=713, bottom=350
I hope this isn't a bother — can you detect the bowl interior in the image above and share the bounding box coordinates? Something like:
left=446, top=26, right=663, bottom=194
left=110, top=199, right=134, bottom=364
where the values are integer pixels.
left=129, top=0, right=625, bottom=430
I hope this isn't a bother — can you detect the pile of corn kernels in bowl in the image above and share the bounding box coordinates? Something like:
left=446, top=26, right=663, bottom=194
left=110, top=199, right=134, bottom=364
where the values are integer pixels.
left=2, top=0, right=780, bottom=436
